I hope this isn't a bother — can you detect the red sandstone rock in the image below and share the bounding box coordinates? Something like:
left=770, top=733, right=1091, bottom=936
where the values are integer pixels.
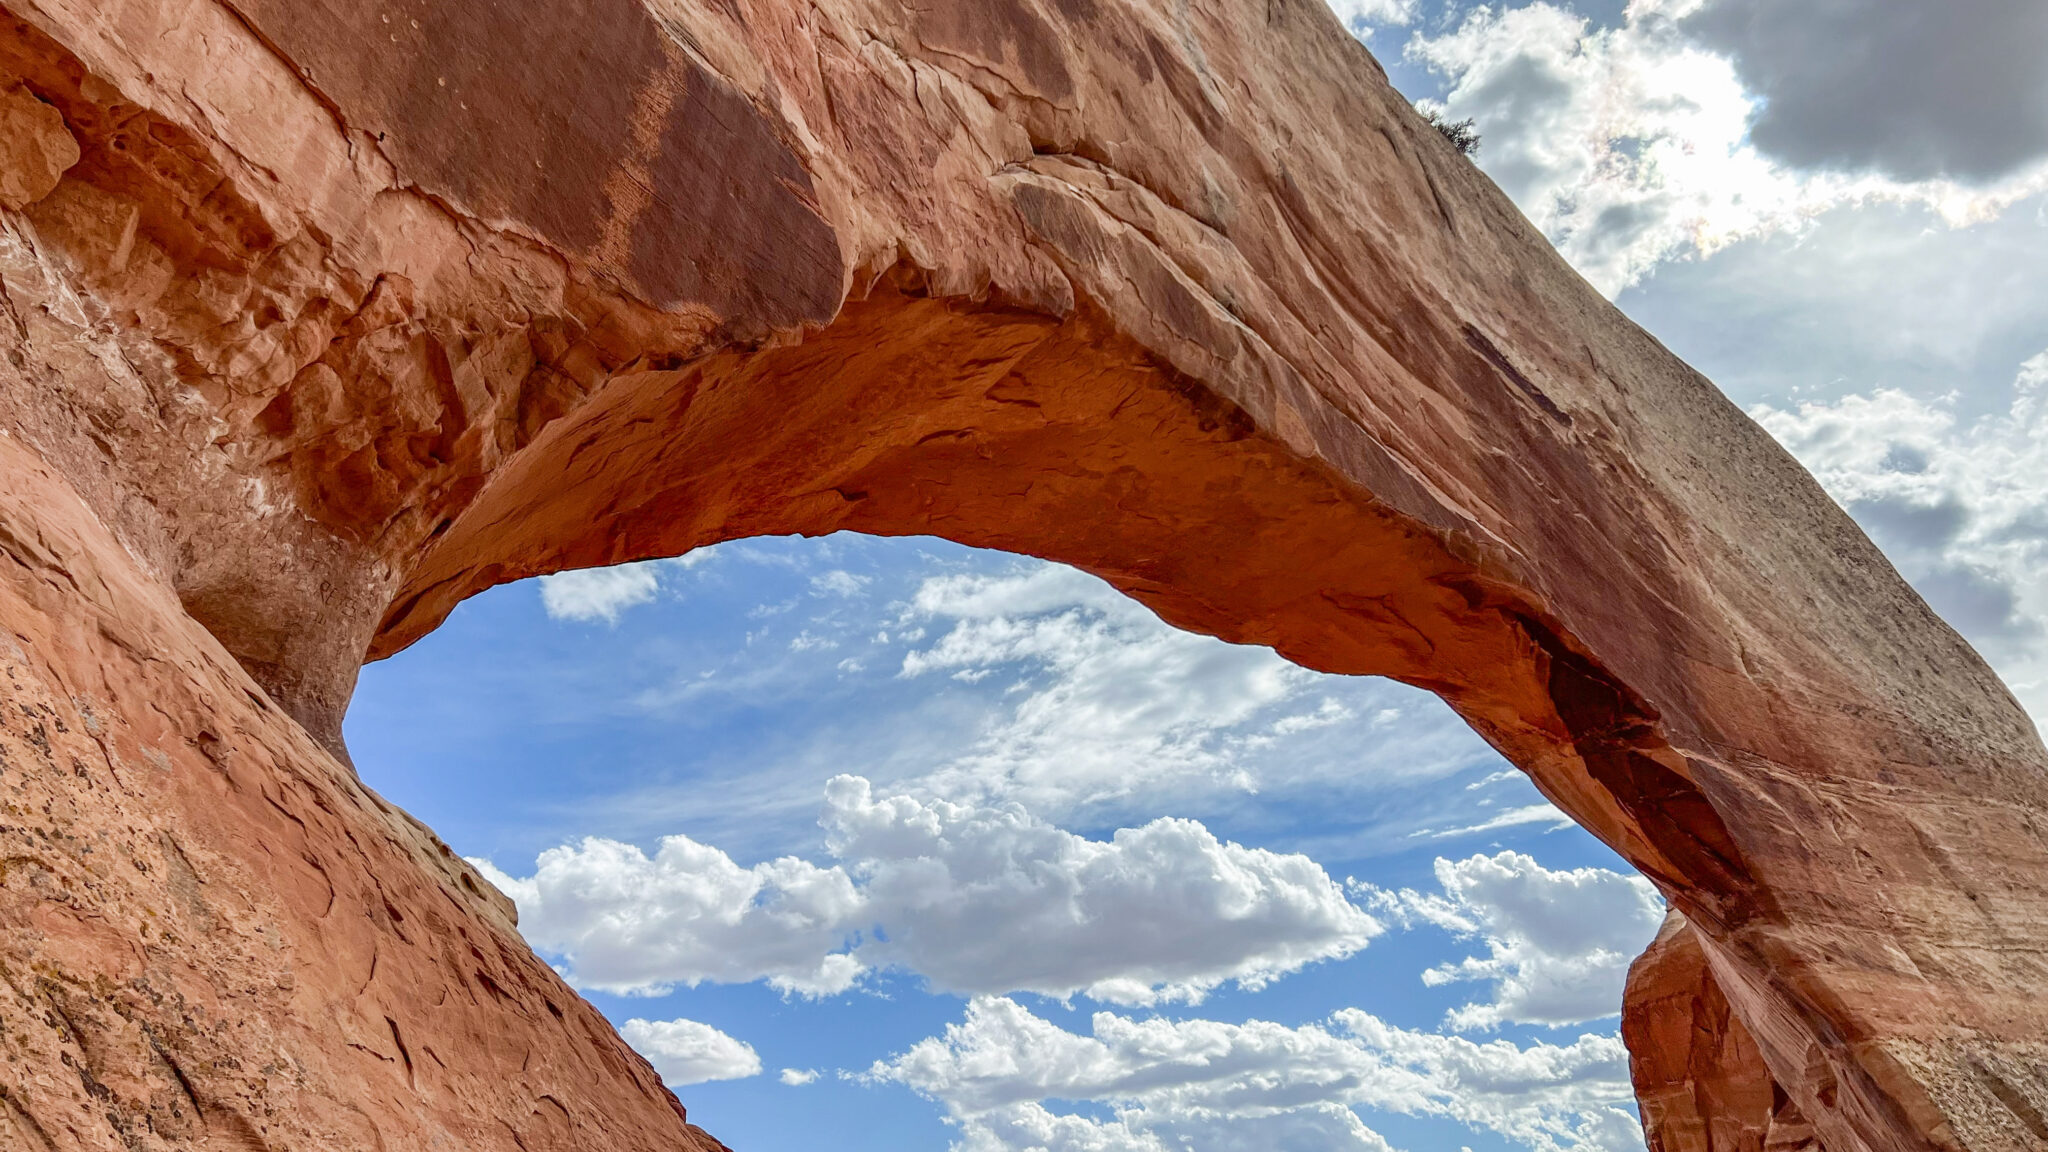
left=1626, top=910, right=1824, bottom=1152
left=0, top=81, right=73, bottom=209
left=0, top=1, right=2044, bottom=1150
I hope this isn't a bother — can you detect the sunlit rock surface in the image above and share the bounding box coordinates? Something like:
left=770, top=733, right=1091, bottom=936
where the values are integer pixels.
left=0, top=1, right=2044, bottom=1149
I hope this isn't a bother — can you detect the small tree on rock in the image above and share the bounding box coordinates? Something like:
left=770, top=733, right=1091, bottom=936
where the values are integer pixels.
left=1421, top=107, right=1480, bottom=157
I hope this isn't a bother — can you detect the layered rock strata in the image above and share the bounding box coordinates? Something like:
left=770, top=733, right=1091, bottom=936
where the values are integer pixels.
left=0, top=1, right=2043, bottom=1150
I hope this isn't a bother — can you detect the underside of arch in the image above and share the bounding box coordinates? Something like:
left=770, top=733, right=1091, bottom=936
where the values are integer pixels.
left=0, top=1, right=2044, bottom=1151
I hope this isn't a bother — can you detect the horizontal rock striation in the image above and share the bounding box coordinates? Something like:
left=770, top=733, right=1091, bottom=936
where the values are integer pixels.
left=0, top=0, right=2043, bottom=1150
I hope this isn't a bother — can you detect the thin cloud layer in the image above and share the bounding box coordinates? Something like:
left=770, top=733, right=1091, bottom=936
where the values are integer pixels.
left=1612, top=195, right=2048, bottom=414
left=898, top=565, right=1315, bottom=814
left=619, top=1017, right=763, bottom=1087
left=475, top=777, right=1379, bottom=1005
left=870, top=996, right=1639, bottom=1152
left=540, top=541, right=1510, bottom=857
left=1413, top=801, right=1577, bottom=841
left=1359, top=852, right=1666, bottom=1030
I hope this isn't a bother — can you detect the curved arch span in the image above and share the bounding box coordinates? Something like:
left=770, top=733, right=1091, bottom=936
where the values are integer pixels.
left=0, top=1, right=2040, bottom=1150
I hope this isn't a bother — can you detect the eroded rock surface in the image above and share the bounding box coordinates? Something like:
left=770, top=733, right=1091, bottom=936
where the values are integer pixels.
left=0, top=1, right=2044, bottom=1150
left=1626, top=910, right=1824, bottom=1152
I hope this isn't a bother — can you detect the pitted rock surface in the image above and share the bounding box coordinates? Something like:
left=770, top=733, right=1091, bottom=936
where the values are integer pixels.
left=0, top=1, right=2044, bottom=1150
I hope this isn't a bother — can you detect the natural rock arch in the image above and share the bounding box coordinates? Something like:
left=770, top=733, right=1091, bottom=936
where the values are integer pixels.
left=0, top=2, right=2042, bottom=1151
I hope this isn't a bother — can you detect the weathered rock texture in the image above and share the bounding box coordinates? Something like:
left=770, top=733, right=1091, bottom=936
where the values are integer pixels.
left=1626, top=910, right=1824, bottom=1152
left=0, top=1, right=2042, bottom=1150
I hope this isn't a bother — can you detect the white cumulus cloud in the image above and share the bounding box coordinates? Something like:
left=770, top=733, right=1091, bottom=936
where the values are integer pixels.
left=1326, top=0, right=1416, bottom=37
left=471, top=836, right=866, bottom=997
left=474, top=777, right=1378, bottom=1005
left=1357, top=852, right=1666, bottom=1030
left=870, top=996, right=1640, bottom=1152
left=619, top=1017, right=763, bottom=1086
left=538, top=561, right=663, bottom=622
left=826, top=776, right=1380, bottom=1004
left=781, top=1067, right=821, bottom=1086
left=1407, top=0, right=2048, bottom=294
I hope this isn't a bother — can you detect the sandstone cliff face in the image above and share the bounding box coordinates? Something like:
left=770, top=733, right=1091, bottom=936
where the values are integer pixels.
left=0, top=1, right=2044, bottom=1151
left=1626, top=911, right=1825, bottom=1152
left=0, top=441, right=733, bottom=1148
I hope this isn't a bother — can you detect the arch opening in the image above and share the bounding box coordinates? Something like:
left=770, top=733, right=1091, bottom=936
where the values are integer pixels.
left=329, top=278, right=2044, bottom=1152
left=347, top=529, right=1670, bottom=1152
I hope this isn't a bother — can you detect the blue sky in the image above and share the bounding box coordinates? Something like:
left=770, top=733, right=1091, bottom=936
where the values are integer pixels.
left=351, top=538, right=1656, bottom=1152
left=345, top=4, right=2048, bottom=1151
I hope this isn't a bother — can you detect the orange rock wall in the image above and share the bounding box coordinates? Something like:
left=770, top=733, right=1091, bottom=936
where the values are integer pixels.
left=1626, top=911, right=1824, bottom=1152
left=0, top=439, right=728, bottom=1148
left=0, top=1, right=2045, bottom=1150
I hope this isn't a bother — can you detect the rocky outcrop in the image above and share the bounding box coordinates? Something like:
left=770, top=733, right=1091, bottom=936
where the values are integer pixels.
left=0, top=439, right=730, bottom=1149
left=0, top=1, right=2044, bottom=1150
left=0, top=80, right=73, bottom=209
left=1626, top=910, right=1823, bottom=1152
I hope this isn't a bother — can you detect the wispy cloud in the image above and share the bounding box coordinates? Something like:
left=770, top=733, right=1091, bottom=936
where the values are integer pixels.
left=895, top=564, right=1352, bottom=814
left=811, top=569, right=873, bottom=597
left=1412, top=804, right=1577, bottom=841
